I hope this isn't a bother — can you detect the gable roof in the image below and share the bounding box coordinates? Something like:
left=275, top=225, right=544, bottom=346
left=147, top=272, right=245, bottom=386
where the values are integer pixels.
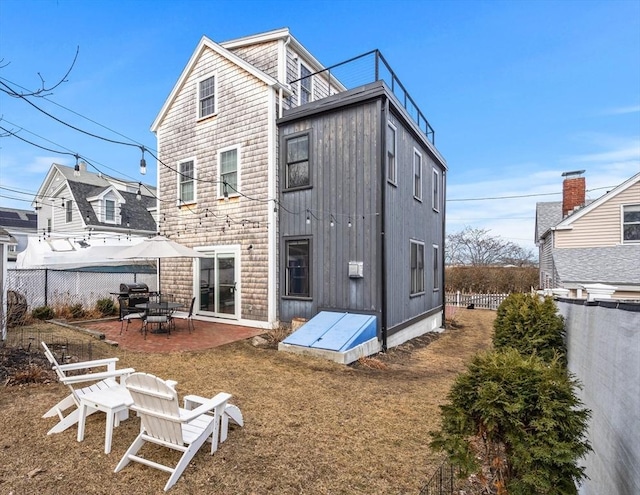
left=535, top=201, right=562, bottom=242
left=151, top=33, right=288, bottom=132
left=554, top=172, right=640, bottom=229
left=220, top=27, right=327, bottom=74
left=33, top=163, right=156, bottom=208
left=67, top=181, right=156, bottom=232
left=553, top=245, right=640, bottom=287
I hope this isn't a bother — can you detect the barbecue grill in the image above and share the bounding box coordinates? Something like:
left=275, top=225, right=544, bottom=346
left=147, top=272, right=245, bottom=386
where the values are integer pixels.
left=117, top=283, right=150, bottom=319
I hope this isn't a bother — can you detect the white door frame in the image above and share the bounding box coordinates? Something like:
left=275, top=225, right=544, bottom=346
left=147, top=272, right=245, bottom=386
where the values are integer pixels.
left=193, top=244, right=241, bottom=320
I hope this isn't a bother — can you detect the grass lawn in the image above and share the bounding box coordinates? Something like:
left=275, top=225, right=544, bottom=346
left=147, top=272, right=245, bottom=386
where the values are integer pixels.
left=0, top=308, right=494, bottom=494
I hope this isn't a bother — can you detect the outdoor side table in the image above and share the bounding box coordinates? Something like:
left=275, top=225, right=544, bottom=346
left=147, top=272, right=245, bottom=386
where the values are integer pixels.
left=77, top=385, right=134, bottom=454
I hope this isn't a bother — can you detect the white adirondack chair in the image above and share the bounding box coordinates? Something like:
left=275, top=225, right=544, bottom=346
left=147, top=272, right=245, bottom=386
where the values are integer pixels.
left=114, top=372, right=235, bottom=492
left=41, top=342, right=135, bottom=435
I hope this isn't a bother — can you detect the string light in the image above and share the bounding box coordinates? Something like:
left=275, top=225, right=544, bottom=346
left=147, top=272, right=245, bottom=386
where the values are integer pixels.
left=139, top=146, right=147, bottom=175
left=348, top=217, right=352, bottom=228
left=306, top=209, right=311, bottom=224
left=74, top=154, right=81, bottom=177
left=330, top=214, right=336, bottom=227
left=136, top=183, right=142, bottom=201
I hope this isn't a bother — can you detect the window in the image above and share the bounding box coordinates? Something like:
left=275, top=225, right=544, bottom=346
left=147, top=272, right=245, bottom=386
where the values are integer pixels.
left=432, top=168, right=440, bottom=212
left=387, top=122, right=397, bottom=184
left=179, top=160, right=195, bottom=203
left=410, top=240, right=425, bottom=295
left=433, top=245, right=440, bottom=291
left=198, top=75, right=216, bottom=118
left=285, top=133, right=310, bottom=189
left=105, top=199, right=115, bottom=222
left=623, top=204, right=640, bottom=242
left=299, top=64, right=312, bottom=105
left=285, top=239, right=310, bottom=297
left=219, top=147, right=239, bottom=197
left=65, top=200, right=72, bottom=223
left=413, top=149, right=422, bottom=201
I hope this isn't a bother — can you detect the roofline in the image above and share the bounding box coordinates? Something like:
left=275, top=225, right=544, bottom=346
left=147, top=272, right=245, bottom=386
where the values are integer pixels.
left=220, top=27, right=328, bottom=74
left=555, top=172, right=640, bottom=228
left=151, top=35, right=284, bottom=133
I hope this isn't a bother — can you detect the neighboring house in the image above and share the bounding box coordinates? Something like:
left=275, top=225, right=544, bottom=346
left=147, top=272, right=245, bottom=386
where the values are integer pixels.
left=152, top=28, right=447, bottom=349
left=535, top=171, right=640, bottom=299
left=32, top=162, right=157, bottom=237
left=0, top=227, right=11, bottom=339
left=0, top=207, right=37, bottom=264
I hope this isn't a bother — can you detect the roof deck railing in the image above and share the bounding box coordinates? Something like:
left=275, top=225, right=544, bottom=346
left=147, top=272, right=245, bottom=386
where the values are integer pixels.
left=286, top=49, right=435, bottom=145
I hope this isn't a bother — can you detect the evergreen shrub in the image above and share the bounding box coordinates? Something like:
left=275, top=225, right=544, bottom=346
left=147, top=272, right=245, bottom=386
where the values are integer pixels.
left=430, top=349, right=591, bottom=494
left=493, top=293, right=566, bottom=364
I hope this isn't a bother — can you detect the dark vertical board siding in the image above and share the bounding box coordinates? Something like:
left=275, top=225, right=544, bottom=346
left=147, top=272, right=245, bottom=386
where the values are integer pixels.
left=279, top=100, right=382, bottom=322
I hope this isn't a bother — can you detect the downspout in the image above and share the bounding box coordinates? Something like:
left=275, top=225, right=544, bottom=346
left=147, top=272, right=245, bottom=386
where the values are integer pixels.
left=380, top=98, right=388, bottom=352
left=278, top=36, right=291, bottom=119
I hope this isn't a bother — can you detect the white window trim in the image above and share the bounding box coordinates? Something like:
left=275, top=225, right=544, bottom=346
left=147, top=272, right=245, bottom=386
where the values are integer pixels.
left=413, top=148, right=423, bottom=202
left=65, top=199, right=73, bottom=223
left=104, top=198, right=117, bottom=224
left=621, top=203, right=640, bottom=244
left=217, top=145, right=241, bottom=199
left=432, top=168, right=440, bottom=212
left=298, top=62, right=313, bottom=106
left=387, top=121, right=397, bottom=185
left=197, top=73, right=218, bottom=120
left=177, top=157, right=197, bottom=206
left=410, top=239, right=425, bottom=296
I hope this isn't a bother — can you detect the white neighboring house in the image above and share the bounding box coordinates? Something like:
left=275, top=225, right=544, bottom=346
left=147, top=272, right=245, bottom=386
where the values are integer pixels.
left=0, top=227, right=11, bottom=340
left=0, top=207, right=37, bottom=266
left=32, top=162, right=158, bottom=238
left=535, top=171, right=640, bottom=299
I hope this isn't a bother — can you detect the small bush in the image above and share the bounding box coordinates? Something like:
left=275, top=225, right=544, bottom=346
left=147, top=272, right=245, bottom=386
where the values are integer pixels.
left=493, top=293, right=566, bottom=364
left=69, top=303, right=86, bottom=319
left=31, top=306, right=55, bottom=320
left=95, top=298, right=116, bottom=317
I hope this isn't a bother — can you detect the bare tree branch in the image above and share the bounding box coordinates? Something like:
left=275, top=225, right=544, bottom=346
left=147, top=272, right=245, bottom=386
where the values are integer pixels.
left=0, top=46, right=79, bottom=97
left=446, top=226, right=535, bottom=266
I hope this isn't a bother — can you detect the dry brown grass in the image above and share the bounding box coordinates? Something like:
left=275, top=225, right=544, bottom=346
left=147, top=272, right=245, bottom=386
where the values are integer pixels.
left=0, top=308, right=494, bottom=494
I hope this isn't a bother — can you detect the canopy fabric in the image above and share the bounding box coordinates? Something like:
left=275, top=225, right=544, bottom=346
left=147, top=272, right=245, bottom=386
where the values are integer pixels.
left=113, top=235, right=205, bottom=259
left=16, top=236, right=152, bottom=270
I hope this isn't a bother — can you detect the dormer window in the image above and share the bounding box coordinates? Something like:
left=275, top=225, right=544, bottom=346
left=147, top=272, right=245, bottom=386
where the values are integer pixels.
left=105, top=199, right=116, bottom=222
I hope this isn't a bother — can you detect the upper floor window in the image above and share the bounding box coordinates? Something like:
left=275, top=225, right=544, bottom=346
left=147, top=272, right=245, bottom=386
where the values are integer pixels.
left=219, top=146, right=239, bottom=198
left=387, top=122, right=397, bottom=185
left=105, top=199, right=116, bottom=223
left=432, top=168, right=440, bottom=212
left=65, top=200, right=72, bottom=223
left=623, top=204, right=640, bottom=242
left=299, top=63, right=312, bottom=105
left=410, top=240, right=425, bottom=295
left=285, top=133, right=310, bottom=189
left=178, top=159, right=196, bottom=204
left=413, top=149, right=422, bottom=201
left=285, top=238, right=310, bottom=298
left=198, top=75, right=216, bottom=119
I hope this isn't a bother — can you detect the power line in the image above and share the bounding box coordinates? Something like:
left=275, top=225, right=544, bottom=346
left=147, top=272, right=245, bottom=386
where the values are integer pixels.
left=447, top=186, right=613, bottom=202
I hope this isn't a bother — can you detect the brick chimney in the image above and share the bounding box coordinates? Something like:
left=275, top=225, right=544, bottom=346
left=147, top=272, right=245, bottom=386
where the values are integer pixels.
left=562, top=170, right=586, bottom=217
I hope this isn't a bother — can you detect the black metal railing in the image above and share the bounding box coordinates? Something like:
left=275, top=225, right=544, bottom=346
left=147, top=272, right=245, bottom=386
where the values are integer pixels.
left=286, top=49, right=435, bottom=145
left=419, top=459, right=459, bottom=495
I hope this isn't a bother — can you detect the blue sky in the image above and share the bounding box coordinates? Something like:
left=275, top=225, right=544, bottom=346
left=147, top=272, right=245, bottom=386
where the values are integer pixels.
left=0, top=0, right=638, bottom=252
